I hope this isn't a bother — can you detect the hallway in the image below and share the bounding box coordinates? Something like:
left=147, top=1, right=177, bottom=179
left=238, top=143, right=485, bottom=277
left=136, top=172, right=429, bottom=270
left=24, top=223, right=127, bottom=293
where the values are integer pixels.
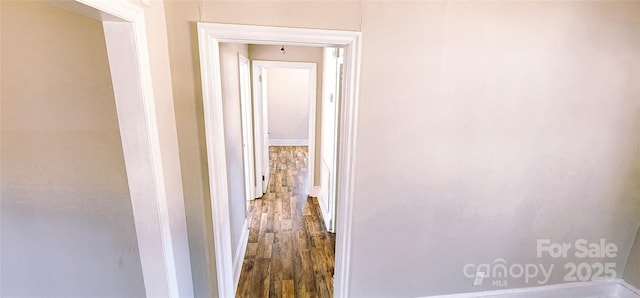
left=236, top=146, right=336, bottom=298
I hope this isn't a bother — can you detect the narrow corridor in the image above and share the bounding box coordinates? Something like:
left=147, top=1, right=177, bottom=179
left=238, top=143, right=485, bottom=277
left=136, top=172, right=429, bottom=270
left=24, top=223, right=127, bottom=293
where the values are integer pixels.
left=236, top=146, right=336, bottom=298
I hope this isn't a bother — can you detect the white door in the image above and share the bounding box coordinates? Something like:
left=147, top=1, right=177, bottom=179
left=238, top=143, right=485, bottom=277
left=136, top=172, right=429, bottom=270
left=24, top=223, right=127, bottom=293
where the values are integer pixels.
left=252, top=64, right=270, bottom=194
left=261, top=67, right=270, bottom=194
left=238, top=55, right=256, bottom=201
left=319, top=48, right=343, bottom=232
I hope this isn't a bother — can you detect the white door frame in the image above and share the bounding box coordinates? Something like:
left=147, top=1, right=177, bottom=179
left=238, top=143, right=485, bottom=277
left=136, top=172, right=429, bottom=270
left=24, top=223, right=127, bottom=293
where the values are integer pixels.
left=253, top=65, right=270, bottom=195
left=238, top=54, right=256, bottom=201
left=319, top=48, right=343, bottom=233
left=197, top=23, right=362, bottom=298
left=44, top=1, right=193, bottom=297
left=252, top=60, right=317, bottom=197
left=251, top=65, right=271, bottom=196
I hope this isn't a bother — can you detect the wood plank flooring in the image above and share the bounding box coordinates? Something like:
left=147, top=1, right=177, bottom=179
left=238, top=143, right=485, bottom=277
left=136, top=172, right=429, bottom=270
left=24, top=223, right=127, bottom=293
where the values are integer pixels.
left=236, top=146, right=336, bottom=298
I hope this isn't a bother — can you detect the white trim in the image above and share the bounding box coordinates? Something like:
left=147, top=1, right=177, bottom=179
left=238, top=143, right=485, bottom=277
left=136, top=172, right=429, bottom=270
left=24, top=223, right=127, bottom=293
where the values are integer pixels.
left=252, top=65, right=268, bottom=196
left=197, top=23, right=359, bottom=47
left=252, top=60, right=317, bottom=195
left=253, top=60, right=317, bottom=70
left=420, top=280, right=639, bottom=298
left=269, top=139, right=310, bottom=146
left=309, top=186, right=322, bottom=198
left=619, top=280, right=640, bottom=298
left=197, top=24, right=235, bottom=298
left=197, top=23, right=361, bottom=298
left=238, top=54, right=256, bottom=201
left=317, top=160, right=334, bottom=232
left=49, top=1, right=193, bottom=297
left=333, top=25, right=362, bottom=298
left=232, top=219, right=249, bottom=292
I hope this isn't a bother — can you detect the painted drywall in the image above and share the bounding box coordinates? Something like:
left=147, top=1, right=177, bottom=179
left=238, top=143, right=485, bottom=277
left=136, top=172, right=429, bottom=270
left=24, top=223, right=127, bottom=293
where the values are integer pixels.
left=352, top=1, right=640, bottom=296
left=162, top=1, right=219, bottom=296
left=0, top=2, right=145, bottom=296
left=625, top=228, right=640, bottom=288
left=162, top=1, right=640, bottom=297
left=219, top=42, right=250, bottom=264
left=249, top=44, right=324, bottom=186
left=266, top=67, right=310, bottom=142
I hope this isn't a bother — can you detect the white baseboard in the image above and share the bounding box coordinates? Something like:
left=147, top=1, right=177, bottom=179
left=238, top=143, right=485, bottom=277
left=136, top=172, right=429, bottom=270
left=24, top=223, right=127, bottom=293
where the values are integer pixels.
left=619, top=280, right=640, bottom=298
left=269, top=138, right=309, bottom=146
left=421, top=279, right=639, bottom=298
left=309, top=186, right=321, bottom=197
left=255, top=185, right=263, bottom=199
left=232, top=219, right=249, bottom=292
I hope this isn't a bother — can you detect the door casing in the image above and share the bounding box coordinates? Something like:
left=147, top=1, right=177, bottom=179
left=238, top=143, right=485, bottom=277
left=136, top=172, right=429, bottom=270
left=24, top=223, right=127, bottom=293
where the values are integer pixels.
left=197, top=23, right=362, bottom=298
left=252, top=65, right=270, bottom=195
left=238, top=54, right=256, bottom=201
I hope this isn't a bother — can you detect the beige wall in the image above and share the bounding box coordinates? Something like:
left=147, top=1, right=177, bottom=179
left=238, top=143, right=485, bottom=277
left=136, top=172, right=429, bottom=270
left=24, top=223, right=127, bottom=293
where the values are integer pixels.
left=353, top=1, right=640, bottom=296
left=0, top=2, right=145, bottom=296
left=163, top=1, right=218, bottom=296
left=249, top=44, right=324, bottom=185
left=266, top=67, right=311, bottom=141
left=625, top=228, right=640, bottom=287
left=163, top=1, right=640, bottom=296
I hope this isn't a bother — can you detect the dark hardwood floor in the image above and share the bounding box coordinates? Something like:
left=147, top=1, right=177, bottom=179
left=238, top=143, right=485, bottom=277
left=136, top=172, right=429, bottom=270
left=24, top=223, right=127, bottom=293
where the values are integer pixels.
left=236, top=146, right=336, bottom=298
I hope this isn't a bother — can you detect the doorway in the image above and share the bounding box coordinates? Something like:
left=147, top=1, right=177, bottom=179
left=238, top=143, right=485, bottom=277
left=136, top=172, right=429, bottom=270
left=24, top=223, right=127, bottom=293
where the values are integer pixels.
left=197, top=23, right=362, bottom=297
left=239, top=54, right=325, bottom=296
left=252, top=60, right=318, bottom=199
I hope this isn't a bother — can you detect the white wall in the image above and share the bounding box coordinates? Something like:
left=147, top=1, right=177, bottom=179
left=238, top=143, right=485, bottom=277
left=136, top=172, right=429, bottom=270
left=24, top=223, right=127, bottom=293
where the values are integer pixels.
left=219, top=42, right=250, bottom=264
left=0, top=2, right=145, bottom=296
left=625, top=228, right=640, bottom=288
left=267, top=67, right=310, bottom=142
left=163, top=1, right=640, bottom=297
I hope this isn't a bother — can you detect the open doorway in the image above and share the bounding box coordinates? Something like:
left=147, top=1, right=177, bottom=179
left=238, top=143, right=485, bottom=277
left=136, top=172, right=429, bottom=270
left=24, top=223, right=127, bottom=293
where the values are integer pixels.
left=251, top=49, right=343, bottom=234
left=252, top=60, right=318, bottom=199
left=197, top=23, right=361, bottom=298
